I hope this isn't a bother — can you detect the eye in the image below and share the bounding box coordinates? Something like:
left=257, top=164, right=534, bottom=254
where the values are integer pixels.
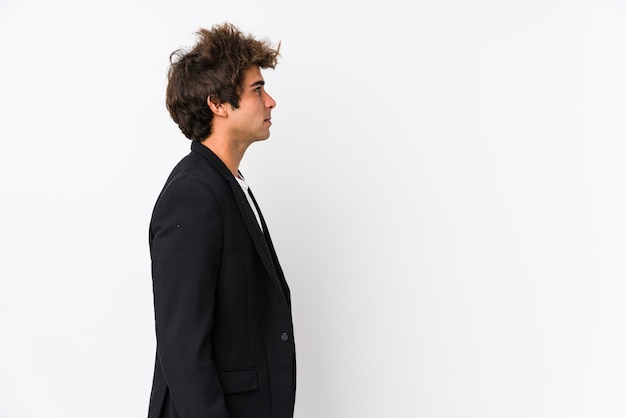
left=254, top=87, right=262, bottom=95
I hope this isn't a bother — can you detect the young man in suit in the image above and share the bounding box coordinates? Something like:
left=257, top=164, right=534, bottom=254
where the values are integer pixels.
left=148, top=23, right=296, bottom=418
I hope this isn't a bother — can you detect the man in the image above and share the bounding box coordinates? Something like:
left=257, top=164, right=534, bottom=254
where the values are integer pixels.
left=148, top=23, right=296, bottom=418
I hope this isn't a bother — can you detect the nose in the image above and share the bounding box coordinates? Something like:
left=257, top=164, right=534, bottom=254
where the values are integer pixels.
left=266, top=92, right=276, bottom=109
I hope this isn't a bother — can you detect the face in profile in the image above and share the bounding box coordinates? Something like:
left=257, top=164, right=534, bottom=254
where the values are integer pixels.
left=226, top=65, right=277, bottom=144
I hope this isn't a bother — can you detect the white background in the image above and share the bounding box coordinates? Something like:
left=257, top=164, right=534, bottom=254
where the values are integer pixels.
left=1, top=0, right=626, bottom=417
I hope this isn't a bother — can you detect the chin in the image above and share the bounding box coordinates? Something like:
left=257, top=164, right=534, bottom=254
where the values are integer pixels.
left=250, top=136, right=269, bottom=144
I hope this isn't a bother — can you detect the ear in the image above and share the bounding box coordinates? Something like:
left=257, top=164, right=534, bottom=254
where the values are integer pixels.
left=207, top=95, right=227, bottom=116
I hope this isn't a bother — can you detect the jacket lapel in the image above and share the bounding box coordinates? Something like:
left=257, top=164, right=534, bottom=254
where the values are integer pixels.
left=191, top=141, right=288, bottom=307
left=246, top=186, right=291, bottom=307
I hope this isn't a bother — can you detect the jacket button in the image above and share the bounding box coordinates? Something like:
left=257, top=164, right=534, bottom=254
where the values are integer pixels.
left=280, top=332, right=289, bottom=342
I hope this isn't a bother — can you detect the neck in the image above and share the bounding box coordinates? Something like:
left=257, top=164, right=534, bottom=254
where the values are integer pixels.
left=200, top=135, right=250, bottom=177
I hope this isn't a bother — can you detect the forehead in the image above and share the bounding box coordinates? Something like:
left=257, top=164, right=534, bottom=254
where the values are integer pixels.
left=242, top=66, right=263, bottom=86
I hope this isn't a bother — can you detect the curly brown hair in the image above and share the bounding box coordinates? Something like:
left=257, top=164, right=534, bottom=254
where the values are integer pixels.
left=165, top=23, right=280, bottom=141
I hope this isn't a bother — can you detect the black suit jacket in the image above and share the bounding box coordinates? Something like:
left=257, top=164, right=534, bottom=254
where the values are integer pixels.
left=148, top=141, right=296, bottom=418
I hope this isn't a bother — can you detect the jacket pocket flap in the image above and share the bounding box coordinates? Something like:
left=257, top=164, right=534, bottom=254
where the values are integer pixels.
left=218, top=369, right=258, bottom=394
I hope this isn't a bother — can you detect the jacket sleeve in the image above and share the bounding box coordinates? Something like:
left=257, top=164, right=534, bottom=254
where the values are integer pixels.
left=149, top=176, right=230, bottom=418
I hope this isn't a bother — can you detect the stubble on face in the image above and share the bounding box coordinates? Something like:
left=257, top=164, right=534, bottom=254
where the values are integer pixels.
left=227, top=66, right=276, bottom=145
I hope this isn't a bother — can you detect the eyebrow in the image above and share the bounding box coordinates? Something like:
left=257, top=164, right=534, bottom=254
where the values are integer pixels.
left=249, top=80, right=265, bottom=88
